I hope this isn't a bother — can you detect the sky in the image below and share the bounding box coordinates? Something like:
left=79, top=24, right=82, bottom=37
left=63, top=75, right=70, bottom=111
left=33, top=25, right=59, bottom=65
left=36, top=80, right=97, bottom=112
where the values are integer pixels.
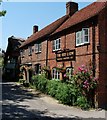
left=0, top=1, right=92, bottom=51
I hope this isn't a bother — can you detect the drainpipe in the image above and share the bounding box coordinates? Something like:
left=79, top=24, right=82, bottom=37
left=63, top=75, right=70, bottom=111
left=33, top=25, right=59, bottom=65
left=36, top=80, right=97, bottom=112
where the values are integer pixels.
left=46, top=39, right=48, bottom=66
left=64, top=33, right=66, bottom=50
left=92, top=22, right=96, bottom=77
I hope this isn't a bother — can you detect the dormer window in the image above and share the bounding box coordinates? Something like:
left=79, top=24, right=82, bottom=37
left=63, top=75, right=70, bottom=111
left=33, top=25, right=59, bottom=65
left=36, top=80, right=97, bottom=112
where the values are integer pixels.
left=35, top=43, right=41, bottom=53
left=76, top=28, right=89, bottom=46
left=52, top=38, right=60, bottom=51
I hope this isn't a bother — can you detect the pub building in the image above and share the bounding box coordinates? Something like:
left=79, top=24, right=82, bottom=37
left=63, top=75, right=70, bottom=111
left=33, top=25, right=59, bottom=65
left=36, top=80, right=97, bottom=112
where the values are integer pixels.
left=20, top=1, right=107, bottom=108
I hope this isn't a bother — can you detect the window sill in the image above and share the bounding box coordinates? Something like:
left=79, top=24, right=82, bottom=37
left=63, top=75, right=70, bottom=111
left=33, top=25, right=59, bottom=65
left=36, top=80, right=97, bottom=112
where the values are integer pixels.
left=52, top=49, right=61, bottom=53
left=76, top=42, right=90, bottom=47
left=35, top=51, right=41, bottom=54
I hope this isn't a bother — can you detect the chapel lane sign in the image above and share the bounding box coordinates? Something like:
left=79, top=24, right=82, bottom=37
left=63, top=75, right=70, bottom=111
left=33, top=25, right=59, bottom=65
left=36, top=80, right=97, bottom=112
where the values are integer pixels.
left=56, top=49, right=76, bottom=62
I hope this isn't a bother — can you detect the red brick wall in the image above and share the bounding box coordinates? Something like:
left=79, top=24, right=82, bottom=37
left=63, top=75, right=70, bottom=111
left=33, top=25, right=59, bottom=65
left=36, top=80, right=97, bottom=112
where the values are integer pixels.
left=97, top=8, right=107, bottom=108
left=48, top=20, right=99, bottom=75
left=21, top=40, right=47, bottom=69
left=20, top=8, right=107, bottom=108
left=48, top=19, right=104, bottom=107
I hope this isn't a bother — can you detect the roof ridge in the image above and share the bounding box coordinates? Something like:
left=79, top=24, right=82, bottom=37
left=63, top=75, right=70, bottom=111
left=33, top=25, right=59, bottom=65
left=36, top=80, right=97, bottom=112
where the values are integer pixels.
left=20, top=15, right=69, bottom=48
left=52, top=1, right=107, bottom=35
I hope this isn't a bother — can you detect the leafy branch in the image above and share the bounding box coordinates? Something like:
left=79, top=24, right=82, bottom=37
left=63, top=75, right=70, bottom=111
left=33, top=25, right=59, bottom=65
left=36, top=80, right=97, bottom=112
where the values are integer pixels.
left=0, top=0, right=6, bottom=17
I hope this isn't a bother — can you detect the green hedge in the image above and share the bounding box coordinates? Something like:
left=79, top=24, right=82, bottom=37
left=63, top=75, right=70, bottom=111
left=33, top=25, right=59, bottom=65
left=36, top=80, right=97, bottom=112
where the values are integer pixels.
left=32, top=74, right=91, bottom=109
left=46, top=80, right=60, bottom=97
left=55, top=82, right=73, bottom=105
left=32, top=75, right=77, bottom=105
left=32, top=74, right=47, bottom=93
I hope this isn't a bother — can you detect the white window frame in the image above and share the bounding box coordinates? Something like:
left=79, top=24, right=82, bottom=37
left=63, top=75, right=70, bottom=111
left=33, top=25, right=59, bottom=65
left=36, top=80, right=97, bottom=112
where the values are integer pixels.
left=83, top=28, right=89, bottom=44
left=52, top=38, right=60, bottom=51
left=76, top=28, right=89, bottom=46
left=35, top=43, right=41, bottom=53
left=66, top=67, right=73, bottom=79
left=52, top=68, right=60, bottom=80
left=28, top=46, right=32, bottom=55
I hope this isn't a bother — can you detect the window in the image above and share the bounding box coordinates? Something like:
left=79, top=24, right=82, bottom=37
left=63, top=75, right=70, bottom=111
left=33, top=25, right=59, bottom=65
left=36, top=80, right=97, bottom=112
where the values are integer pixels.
left=76, top=28, right=89, bottom=46
left=28, top=46, right=32, bottom=55
left=35, top=64, right=41, bottom=74
left=52, top=68, right=60, bottom=80
left=52, top=38, right=60, bottom=51
left=66, top=67, right=73, bottom=79
left=83, top=28, right=89, bottom=43
left=35, top=43, right=41, bottom=53
left=20, top=50, right=25, bottom=57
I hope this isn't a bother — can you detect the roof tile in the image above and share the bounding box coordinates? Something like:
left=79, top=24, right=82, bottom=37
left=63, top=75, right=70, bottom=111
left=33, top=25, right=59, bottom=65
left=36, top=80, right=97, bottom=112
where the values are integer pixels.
left=20, top=15, right=69, bottom=48
left=52, top=2, right=107, bottom=35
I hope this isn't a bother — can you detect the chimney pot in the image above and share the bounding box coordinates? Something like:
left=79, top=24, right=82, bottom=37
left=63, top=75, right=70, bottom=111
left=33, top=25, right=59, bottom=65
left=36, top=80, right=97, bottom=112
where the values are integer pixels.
left=66, top=1, right=78, bottom=16
left=33, top=25, right=38, bottom=34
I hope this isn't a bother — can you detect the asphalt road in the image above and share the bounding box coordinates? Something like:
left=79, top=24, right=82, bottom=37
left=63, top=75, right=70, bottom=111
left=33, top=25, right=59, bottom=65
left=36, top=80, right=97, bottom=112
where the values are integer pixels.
left=1, top=82, right=106, bottom=120
left=2, top=82, right=80, bottom=120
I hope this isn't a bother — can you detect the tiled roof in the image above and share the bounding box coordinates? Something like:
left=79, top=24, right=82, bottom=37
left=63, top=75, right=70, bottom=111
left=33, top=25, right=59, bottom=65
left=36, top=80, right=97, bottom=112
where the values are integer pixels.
left=20, top=15, right=69, bottom=48
left=52, top=2, right=107, bottom=35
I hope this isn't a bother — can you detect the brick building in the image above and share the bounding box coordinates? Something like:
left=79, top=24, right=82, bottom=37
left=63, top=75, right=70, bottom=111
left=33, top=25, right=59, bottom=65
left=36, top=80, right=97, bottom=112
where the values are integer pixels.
left=20, top=1, right=107, bottom=108
left=3, top=36, right=25, bottom=81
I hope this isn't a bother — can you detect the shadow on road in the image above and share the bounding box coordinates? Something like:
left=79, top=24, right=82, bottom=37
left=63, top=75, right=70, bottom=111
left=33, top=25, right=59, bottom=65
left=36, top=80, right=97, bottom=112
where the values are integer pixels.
left=2, top=82, right=80, bottom=120
left=2, top=82, right=40, bottom=102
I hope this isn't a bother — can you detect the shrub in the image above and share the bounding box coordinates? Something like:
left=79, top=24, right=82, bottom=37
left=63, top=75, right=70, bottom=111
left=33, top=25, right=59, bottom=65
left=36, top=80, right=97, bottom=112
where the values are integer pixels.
left=46, top=80, right=59, bottom=97
left=32, top=74, right=47, bottom=93
left=76, top=96, right=90, bottom=110
left=70, top=65, right=98, bottom=108
left=31, top=66, right=98, bottom=109
left=55, top=82, right=73, bottom=105
left=19, top=79, right=25, bottom=84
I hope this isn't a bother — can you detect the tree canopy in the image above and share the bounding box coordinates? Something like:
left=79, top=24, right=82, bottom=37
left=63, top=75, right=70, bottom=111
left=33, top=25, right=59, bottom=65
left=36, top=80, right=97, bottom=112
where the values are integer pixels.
left=0, top=0, right=6, bottom=17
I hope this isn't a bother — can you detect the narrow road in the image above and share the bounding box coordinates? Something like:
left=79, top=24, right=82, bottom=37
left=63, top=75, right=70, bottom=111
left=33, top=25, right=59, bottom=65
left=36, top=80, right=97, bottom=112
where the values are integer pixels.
left=2, top=82, right=79, bottom=120
left=2, top=82, right=106, bottom=120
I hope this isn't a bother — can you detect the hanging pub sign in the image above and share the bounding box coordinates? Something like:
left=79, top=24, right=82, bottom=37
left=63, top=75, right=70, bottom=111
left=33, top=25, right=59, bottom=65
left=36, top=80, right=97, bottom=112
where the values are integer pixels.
left=56, top=49, right=76, bottom=62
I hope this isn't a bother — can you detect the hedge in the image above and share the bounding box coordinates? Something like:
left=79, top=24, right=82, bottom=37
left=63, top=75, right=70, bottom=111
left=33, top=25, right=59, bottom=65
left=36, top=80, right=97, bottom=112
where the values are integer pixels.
left=31, top=74, right=92, bottom=109
left=32, top=75, right=77, bottom=105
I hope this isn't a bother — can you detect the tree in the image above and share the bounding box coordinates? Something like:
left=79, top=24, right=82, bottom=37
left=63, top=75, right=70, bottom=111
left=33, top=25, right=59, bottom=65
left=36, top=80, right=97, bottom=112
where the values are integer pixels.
left=0, top=0, right=6, bottom=17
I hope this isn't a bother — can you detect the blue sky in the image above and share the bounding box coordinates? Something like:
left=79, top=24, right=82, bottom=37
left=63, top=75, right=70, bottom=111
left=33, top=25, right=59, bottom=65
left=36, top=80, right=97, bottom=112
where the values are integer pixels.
left=1, top=2, right=91, bottom=51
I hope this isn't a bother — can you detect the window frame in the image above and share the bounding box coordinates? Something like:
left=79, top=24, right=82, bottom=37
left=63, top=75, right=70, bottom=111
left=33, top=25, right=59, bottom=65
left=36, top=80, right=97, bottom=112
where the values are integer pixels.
left=20, top=50, right=25, bottom=57
left=28, top=46, right=32, bottom=56
left=52, top=38, right=61, bottom=51
left=52, top=68, right=60, bottom=80
left=35, top=64, right=41, bottom=74
left=76, top=28, right=89, bottom=46
left=66, top=67, right=73, bottom=79
left=35, top=43, right=42, bottom=53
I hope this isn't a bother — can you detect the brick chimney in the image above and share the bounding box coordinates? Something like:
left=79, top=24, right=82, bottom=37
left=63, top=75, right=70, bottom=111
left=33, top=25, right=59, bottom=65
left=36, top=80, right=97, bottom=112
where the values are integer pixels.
left=33, top=25, right=38, bottom=34
left=66, top=1, right=78, bottom=16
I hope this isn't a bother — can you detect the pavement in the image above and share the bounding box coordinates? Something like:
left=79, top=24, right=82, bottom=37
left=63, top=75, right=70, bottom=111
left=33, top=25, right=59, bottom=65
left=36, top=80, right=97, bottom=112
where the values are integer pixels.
left=1, top=82, right=107, bottom=120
